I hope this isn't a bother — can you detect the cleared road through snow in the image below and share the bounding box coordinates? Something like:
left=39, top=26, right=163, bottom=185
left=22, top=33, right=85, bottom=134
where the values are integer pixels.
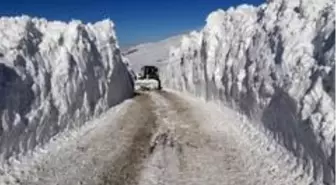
left=10, top=90, right=311, bottom=185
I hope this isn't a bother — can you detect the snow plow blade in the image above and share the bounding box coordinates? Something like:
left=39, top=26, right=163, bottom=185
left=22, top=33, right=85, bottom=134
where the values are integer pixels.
left=135, top=79, right=160, bottom=91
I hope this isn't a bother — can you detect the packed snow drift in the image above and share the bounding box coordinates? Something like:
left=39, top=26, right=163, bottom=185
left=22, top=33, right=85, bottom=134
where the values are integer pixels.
left=161, top=0, right=335, bottom=184
left=0, top=16, right=134, bottom=164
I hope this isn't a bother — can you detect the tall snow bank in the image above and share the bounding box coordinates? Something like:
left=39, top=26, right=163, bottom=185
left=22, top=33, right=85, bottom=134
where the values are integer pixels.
left=162, top=0, right=335, bottom=184
left=0, top=16, right=134, bottom=163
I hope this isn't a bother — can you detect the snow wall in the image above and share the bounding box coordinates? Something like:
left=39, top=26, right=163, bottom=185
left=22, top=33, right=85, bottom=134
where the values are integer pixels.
left=0, top=16, right=134, bottom=163
left=162, top=0, right=335, bottom=184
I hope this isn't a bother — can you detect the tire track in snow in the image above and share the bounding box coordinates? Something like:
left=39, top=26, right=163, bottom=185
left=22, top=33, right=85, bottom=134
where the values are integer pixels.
left=138, top=90, right=243, bottom=185
left=136, top=91, right=184, bottom=185
left=98, top=93, right=159, bottom=185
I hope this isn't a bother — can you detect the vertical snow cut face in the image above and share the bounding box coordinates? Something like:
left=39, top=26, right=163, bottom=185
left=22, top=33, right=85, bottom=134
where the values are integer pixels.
left=0, top=16, right=134, bottom=163
left=162, top=0, right=335, bottom=184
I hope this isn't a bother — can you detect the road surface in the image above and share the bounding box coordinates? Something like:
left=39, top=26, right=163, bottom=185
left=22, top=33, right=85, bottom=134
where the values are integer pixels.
left=6, top=90, right=309, bottom=185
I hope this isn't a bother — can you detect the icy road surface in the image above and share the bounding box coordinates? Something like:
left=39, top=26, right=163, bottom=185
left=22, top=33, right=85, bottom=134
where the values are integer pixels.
left=3, top=91, right=311, bottom=185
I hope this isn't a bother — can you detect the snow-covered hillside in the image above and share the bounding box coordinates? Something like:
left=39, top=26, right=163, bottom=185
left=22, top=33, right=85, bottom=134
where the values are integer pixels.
left=0, top=16, right=134, bottom=164
left=162, top=0, right=335, bottom=184
left=123, top=35, right=184, bottom=72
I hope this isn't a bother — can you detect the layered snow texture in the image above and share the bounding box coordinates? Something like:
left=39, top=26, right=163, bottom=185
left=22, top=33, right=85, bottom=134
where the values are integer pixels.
left=162, top=0, right=335, bottom=184
left=0, top=16, right=134, bottom=164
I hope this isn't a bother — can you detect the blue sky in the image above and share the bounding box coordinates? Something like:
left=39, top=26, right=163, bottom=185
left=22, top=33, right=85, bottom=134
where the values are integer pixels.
left=0, top=0, right=264, bottom=46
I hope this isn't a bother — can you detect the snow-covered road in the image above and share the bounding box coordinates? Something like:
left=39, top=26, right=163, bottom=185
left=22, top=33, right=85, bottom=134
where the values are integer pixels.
left=3, top=90, right=312, bottom=185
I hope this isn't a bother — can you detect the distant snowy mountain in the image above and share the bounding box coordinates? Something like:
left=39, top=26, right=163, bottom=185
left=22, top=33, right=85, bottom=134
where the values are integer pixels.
left=122, top=35, right=184, bottom=72
left=0, top=16, right=134, bottom=163
left=162, top=0, right=335, bottom=184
